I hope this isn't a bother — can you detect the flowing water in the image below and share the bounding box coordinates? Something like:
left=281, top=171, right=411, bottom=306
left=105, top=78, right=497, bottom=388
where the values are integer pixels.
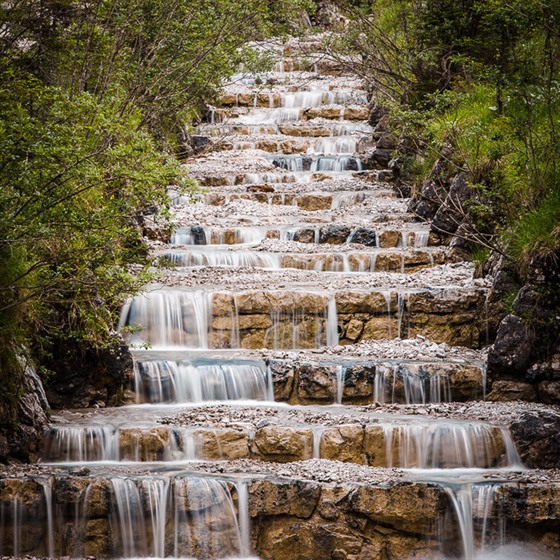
left=1, top=36, right=556, bottom=560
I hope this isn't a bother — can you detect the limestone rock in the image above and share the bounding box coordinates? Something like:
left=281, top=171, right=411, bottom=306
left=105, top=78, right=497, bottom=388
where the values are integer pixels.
left=319, top=224, right=351, bottom=244
left=486, top=380, right=538, bottom=402
left=344, top=483, right=446, bottom=535
left=296, top=193, right=333, bottom=211
left=488, top=314, right=536, bottom=375
left=248, top=479, right=320, bottom=518
left=509, top=410, right=560, bottom=468
left=252, top=426, right=313, bottom=462
left=320, top=425, right=365, bottom=463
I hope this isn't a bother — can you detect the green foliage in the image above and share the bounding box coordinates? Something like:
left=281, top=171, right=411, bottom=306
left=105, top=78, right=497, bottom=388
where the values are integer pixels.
left=0, top=0, right=314, bottom=399
left=508, top=190, right=560, bottom=272
left=332, top=0, right=560, bottom=280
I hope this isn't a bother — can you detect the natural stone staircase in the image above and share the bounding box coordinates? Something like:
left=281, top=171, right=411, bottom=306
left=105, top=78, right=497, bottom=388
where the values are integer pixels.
left=1, top=34, right=559, bottom=560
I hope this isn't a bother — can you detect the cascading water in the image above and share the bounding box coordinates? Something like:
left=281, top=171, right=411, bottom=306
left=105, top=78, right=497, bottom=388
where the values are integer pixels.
left=5, top=33, right=556, bottom=560
left=133, top=358, right=272, bottom=403
left=379, top=421, right=522, bottom=469
left=119, top=290, right=211, bottom=349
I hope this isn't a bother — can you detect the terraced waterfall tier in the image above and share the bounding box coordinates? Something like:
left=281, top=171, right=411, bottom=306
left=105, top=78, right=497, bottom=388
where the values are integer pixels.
left=2, top=36, right=559, bottom=560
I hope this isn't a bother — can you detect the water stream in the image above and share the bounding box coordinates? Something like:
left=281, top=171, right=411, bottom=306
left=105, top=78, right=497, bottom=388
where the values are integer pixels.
left=1, top=35, right=555, bottom=560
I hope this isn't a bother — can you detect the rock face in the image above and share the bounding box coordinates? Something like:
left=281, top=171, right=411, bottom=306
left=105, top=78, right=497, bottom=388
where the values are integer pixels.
left=488, top=249, right=560, bottom=400
left=1, top=472, right=559, bottom=559
left=0, top=361, right=49, bottom=463
left=44, top=333, right=133, bottom=409
left=509, top=410, right=560, bottom=468
left=488, top=315, right=536, bottom=374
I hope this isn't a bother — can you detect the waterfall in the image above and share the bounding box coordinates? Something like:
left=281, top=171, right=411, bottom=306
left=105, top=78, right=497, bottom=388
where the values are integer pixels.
left=41, top=425, right=119, bottom=462
left=108, top=476, right=244, bottom=558
left=163, top=249, right=281, bottom=269
left=119, top=290, right=211, bottom=349
left=236, top=481, right=251, bottom=557
left=133, top=358, right=272, bottom=403
left=379, top=422, right=522, bottom=469
left=334, top=364, right=346, bottom=404
left=373, top=363, right=454, bottom=404
left=443, top=483, right=504, bottom=560
left=327, top=294, right=339, bottom=347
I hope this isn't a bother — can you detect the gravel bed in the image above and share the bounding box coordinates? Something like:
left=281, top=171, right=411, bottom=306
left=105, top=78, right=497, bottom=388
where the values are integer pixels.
left=2, top=460, right=559, bottom=486
left=151, top=262, right=488, bottom=291
left=160, top=401, right=560, bottom=431
left=262, top=336, right=487, bottom=363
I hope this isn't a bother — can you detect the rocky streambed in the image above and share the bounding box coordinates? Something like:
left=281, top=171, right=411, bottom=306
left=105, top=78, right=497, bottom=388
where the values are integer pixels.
left=2, top=32, right=560, bottom=560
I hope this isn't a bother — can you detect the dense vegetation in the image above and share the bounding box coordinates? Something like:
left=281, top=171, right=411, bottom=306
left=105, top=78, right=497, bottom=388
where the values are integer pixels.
left=0, top=0, right=310, bottom=426
left=329, top=0, right=559, bottom=274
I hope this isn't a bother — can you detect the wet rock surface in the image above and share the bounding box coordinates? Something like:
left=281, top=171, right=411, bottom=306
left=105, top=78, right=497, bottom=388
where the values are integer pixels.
left=3, top=33, right=560, bottom=560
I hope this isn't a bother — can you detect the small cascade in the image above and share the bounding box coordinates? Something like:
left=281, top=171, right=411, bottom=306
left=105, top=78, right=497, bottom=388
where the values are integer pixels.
left=373, top=363, right=456, bottom=404
left=380, top=422, right=522, bottom=469
left=40, top=425, right=200, bottom=463
left=0, top=475, right=248, bottom=558
left=236, top=481, right=251, bottom=557
left=109, top=476, right=247, bottom=558
left=119, top=290, right=211, bottom=349
left=41, top=426, right=119, bottom=462
left=163, top=249, right=281, bottom=269
left=307, top=136, right=359, bottom=154
left=171, top=226, right=266, bottom=246
left=265, top=308, right=327, bottom=349
left=414, top=230, right=430, bottom=248
left=331, top=191, right=365, bottom=208
left=442, top=482, right=505, bottom=560
left=238, top=107, right=302, bottom=124
left=133, top=358, right=272, bottom=403
left=327, top=294, right=339, bottom=347
left=271, top=154, right=361, bottom=172
left=334, top=365, right=346, bottom=404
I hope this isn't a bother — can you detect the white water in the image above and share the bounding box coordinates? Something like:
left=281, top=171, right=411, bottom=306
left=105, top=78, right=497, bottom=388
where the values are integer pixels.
left=119, top=291, right=211, bottom=349
left=133, top=358, right=272, bottom=403
left=379, top=422, right=522, bottom=469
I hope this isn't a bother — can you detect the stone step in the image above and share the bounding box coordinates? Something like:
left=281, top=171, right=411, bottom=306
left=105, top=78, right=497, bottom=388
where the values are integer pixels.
left=120, top=286, right=488, bottom=350
left=212, top=134, right=373, bottom=155
left=196, top=169, right=393, bottom=186
left=192, top=188, right=396, bottom=209
left=168, top=225, right=433, bottom=248
left=220, top=87, right=367, bottom=108
left=159, top=247, right=450, bottom=274
left=41, top=417, right=514, bottom=468
left=207, top=105, right=369, bottom=125
left=1, top=465, right=558, bottom=559
left=39, top=401, right=560, bottom=469
left=128, top=352, right=485, bottom=406
left=197, top=119, right=373, bottom=137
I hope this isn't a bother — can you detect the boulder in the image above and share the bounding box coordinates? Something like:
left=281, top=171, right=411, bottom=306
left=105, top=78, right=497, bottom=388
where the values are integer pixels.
left=251, top=426, right=313, bottom=462
left=319, top=224, right=351, bottom=244
left=44, top=333, right=134, bottom=409
left=486, top=380, right=538, bottom=402
left=347, top=228, right=378, bottom=246
left=509, top=410, right=560, bottom=468
left=488, top=314, right=536, bottom=375
left=296, top=193, right=333, bottom=211
left=320, top=425, right=365, bottom=463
